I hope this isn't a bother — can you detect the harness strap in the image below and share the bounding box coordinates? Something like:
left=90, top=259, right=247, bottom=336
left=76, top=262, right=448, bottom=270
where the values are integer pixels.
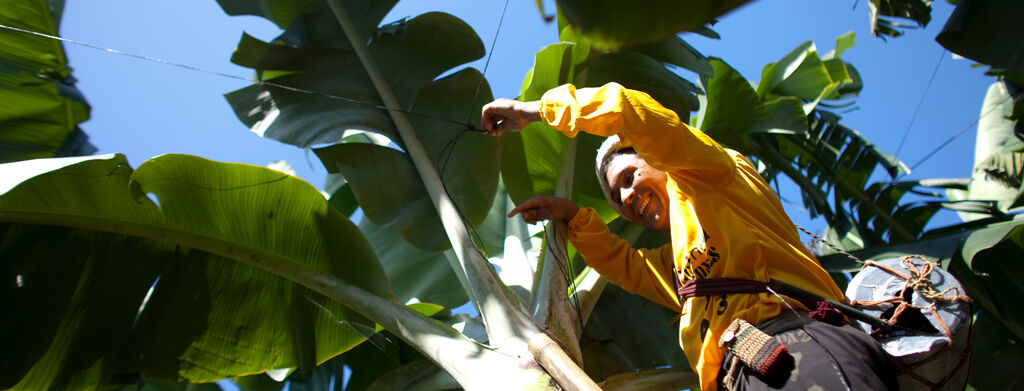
left=676, top=277, right=883, bottom=328
left=678, top=278, right=769, bottom=301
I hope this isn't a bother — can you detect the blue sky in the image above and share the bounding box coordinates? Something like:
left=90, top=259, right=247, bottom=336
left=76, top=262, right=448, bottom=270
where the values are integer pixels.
left=60, top=0, right=992, bottom=236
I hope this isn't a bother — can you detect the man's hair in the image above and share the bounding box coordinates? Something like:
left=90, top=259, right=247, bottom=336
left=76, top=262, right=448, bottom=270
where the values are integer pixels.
left=595, top=134, right=637, bottom=209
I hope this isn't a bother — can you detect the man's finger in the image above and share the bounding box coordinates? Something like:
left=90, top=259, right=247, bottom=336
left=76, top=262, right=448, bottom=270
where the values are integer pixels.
left=507, top=204, right=526, bottom=218
left=508, top=199, right=540, bottom=218
left=480, top=110, right=496, bottom=132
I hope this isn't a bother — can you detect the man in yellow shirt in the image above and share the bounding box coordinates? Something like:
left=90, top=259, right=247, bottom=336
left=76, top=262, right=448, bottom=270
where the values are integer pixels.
left=481, top=83, right=896, bottom=390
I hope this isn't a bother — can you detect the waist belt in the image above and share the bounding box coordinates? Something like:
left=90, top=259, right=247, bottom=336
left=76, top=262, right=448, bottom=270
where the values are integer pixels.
left=677, top=278, right=770, bottom=301
left=676, top=276, right=829, bottom=312
left=676, top=276, right=887, bottom=329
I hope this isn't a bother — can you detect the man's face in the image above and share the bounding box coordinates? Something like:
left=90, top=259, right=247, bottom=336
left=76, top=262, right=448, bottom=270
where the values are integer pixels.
left=604, top=153, right=670, bottom=231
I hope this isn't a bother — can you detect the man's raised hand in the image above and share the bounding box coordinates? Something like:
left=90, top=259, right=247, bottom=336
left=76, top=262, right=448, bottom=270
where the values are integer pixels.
left=480, top=98, right=542, bottom=136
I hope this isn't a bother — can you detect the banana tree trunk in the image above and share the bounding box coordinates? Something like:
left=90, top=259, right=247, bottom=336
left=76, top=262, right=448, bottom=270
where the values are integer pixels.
left=325, top=1, right=598, bottom=389
left=530, top=137, right=583, bottom=363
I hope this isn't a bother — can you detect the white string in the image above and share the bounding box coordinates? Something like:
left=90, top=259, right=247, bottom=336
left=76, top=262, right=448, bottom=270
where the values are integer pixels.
left=895, top=94, right=1012, bottom=181
left=894, top=49, right=947, bottom=159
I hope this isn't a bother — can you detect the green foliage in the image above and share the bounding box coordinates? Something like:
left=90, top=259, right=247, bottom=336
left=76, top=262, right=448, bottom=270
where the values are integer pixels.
left=226, top=9, right=482, bottom=147
left=123, top=378, right=224, bottom=391
left=554, top=0, right=752, bottom=50
left=867, top=0, right=933, bottom=38
left=7, top=0, right=1023, bottom=389
left=959, top=221, right=1024, bottom=339
left=936, top=0, right=1024, bottom=71
left=501, top=41, right=603, bottom=215
left=582, top=284, right=684, bottom=374
left=964, top=309, right=1024, bottom=389
left=756, top=32, right=860, bottom=102
left=356, top=219, right=468, bottom=309
left=693, top=34, right=938, bottom=246
left=949, top=80, right=1024, bottom=220
left=0, top=154, right=390, bottom=389
left=951, top=222, right=1024, bottom=390
left=0, top=0, right=94, bottom=163
left=227, top=1, right=500, bottom=256
left=312, top=69, right=498, bottom=252
left=216, top=0, right=317, bottom=29
left=863, top=0, right=1024, bottom=72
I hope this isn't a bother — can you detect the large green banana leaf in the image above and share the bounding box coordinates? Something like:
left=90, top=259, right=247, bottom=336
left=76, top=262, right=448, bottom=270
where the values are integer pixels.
left=217, top=0, right=317, bottom=29
left=125, top=378, right=224, bottom=391
left=314, top=69, right=499, bottom=252
left=356, top=219, right=467, bottom=309
left=696, top=58, right=774, bottom=151
left=965, top=308, right=1024, bottom=390
left=226, top=1, right=498, bottom=255
left=0, top=0, right=94, bottom=163
left=936, top=0, right=1024, bottom=71
left=223, top=7, right=568, bottom=387
left=863, top=0, right=1024, bottom=70
left=624, top=36, right=714, bottom=78
left=215, top=0, right=392, bottom=41
left=582, top=285, right=687, bottom=377
left=960, top=218, right=1024, bottom=341
left=756, top=33, right=860, bottom=102
left=554, top=0, right=752, bottom=51
left=950, top=81, right=1024, bottom=221
left=0, top=154, right=390, bottom=389
left=279, top=312, right=481, bottom=391
left=226, top=9, right=482, bottom=148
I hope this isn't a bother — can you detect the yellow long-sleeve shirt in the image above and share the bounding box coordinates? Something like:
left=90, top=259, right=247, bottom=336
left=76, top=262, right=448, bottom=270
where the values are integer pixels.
left=540, top=83, right=845, bottom=391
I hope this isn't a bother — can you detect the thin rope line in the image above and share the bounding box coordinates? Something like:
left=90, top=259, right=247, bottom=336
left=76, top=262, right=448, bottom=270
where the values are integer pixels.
left=0, top=23, right=484, bottom=132
left=895, top=95, right=1012, bottom=181
left=894, top=49, right=946, bottom=159
left=440, top=0, right=513, bottom=180
left=795, top=224, right=863, bottom=265
left=433, top=0, right=513, bottom=275
left=467, top=0, right=511, bottom=124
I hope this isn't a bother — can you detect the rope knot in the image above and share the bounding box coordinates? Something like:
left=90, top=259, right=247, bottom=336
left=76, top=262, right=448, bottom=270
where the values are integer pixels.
left=899, top=256, right=964, bottom=307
